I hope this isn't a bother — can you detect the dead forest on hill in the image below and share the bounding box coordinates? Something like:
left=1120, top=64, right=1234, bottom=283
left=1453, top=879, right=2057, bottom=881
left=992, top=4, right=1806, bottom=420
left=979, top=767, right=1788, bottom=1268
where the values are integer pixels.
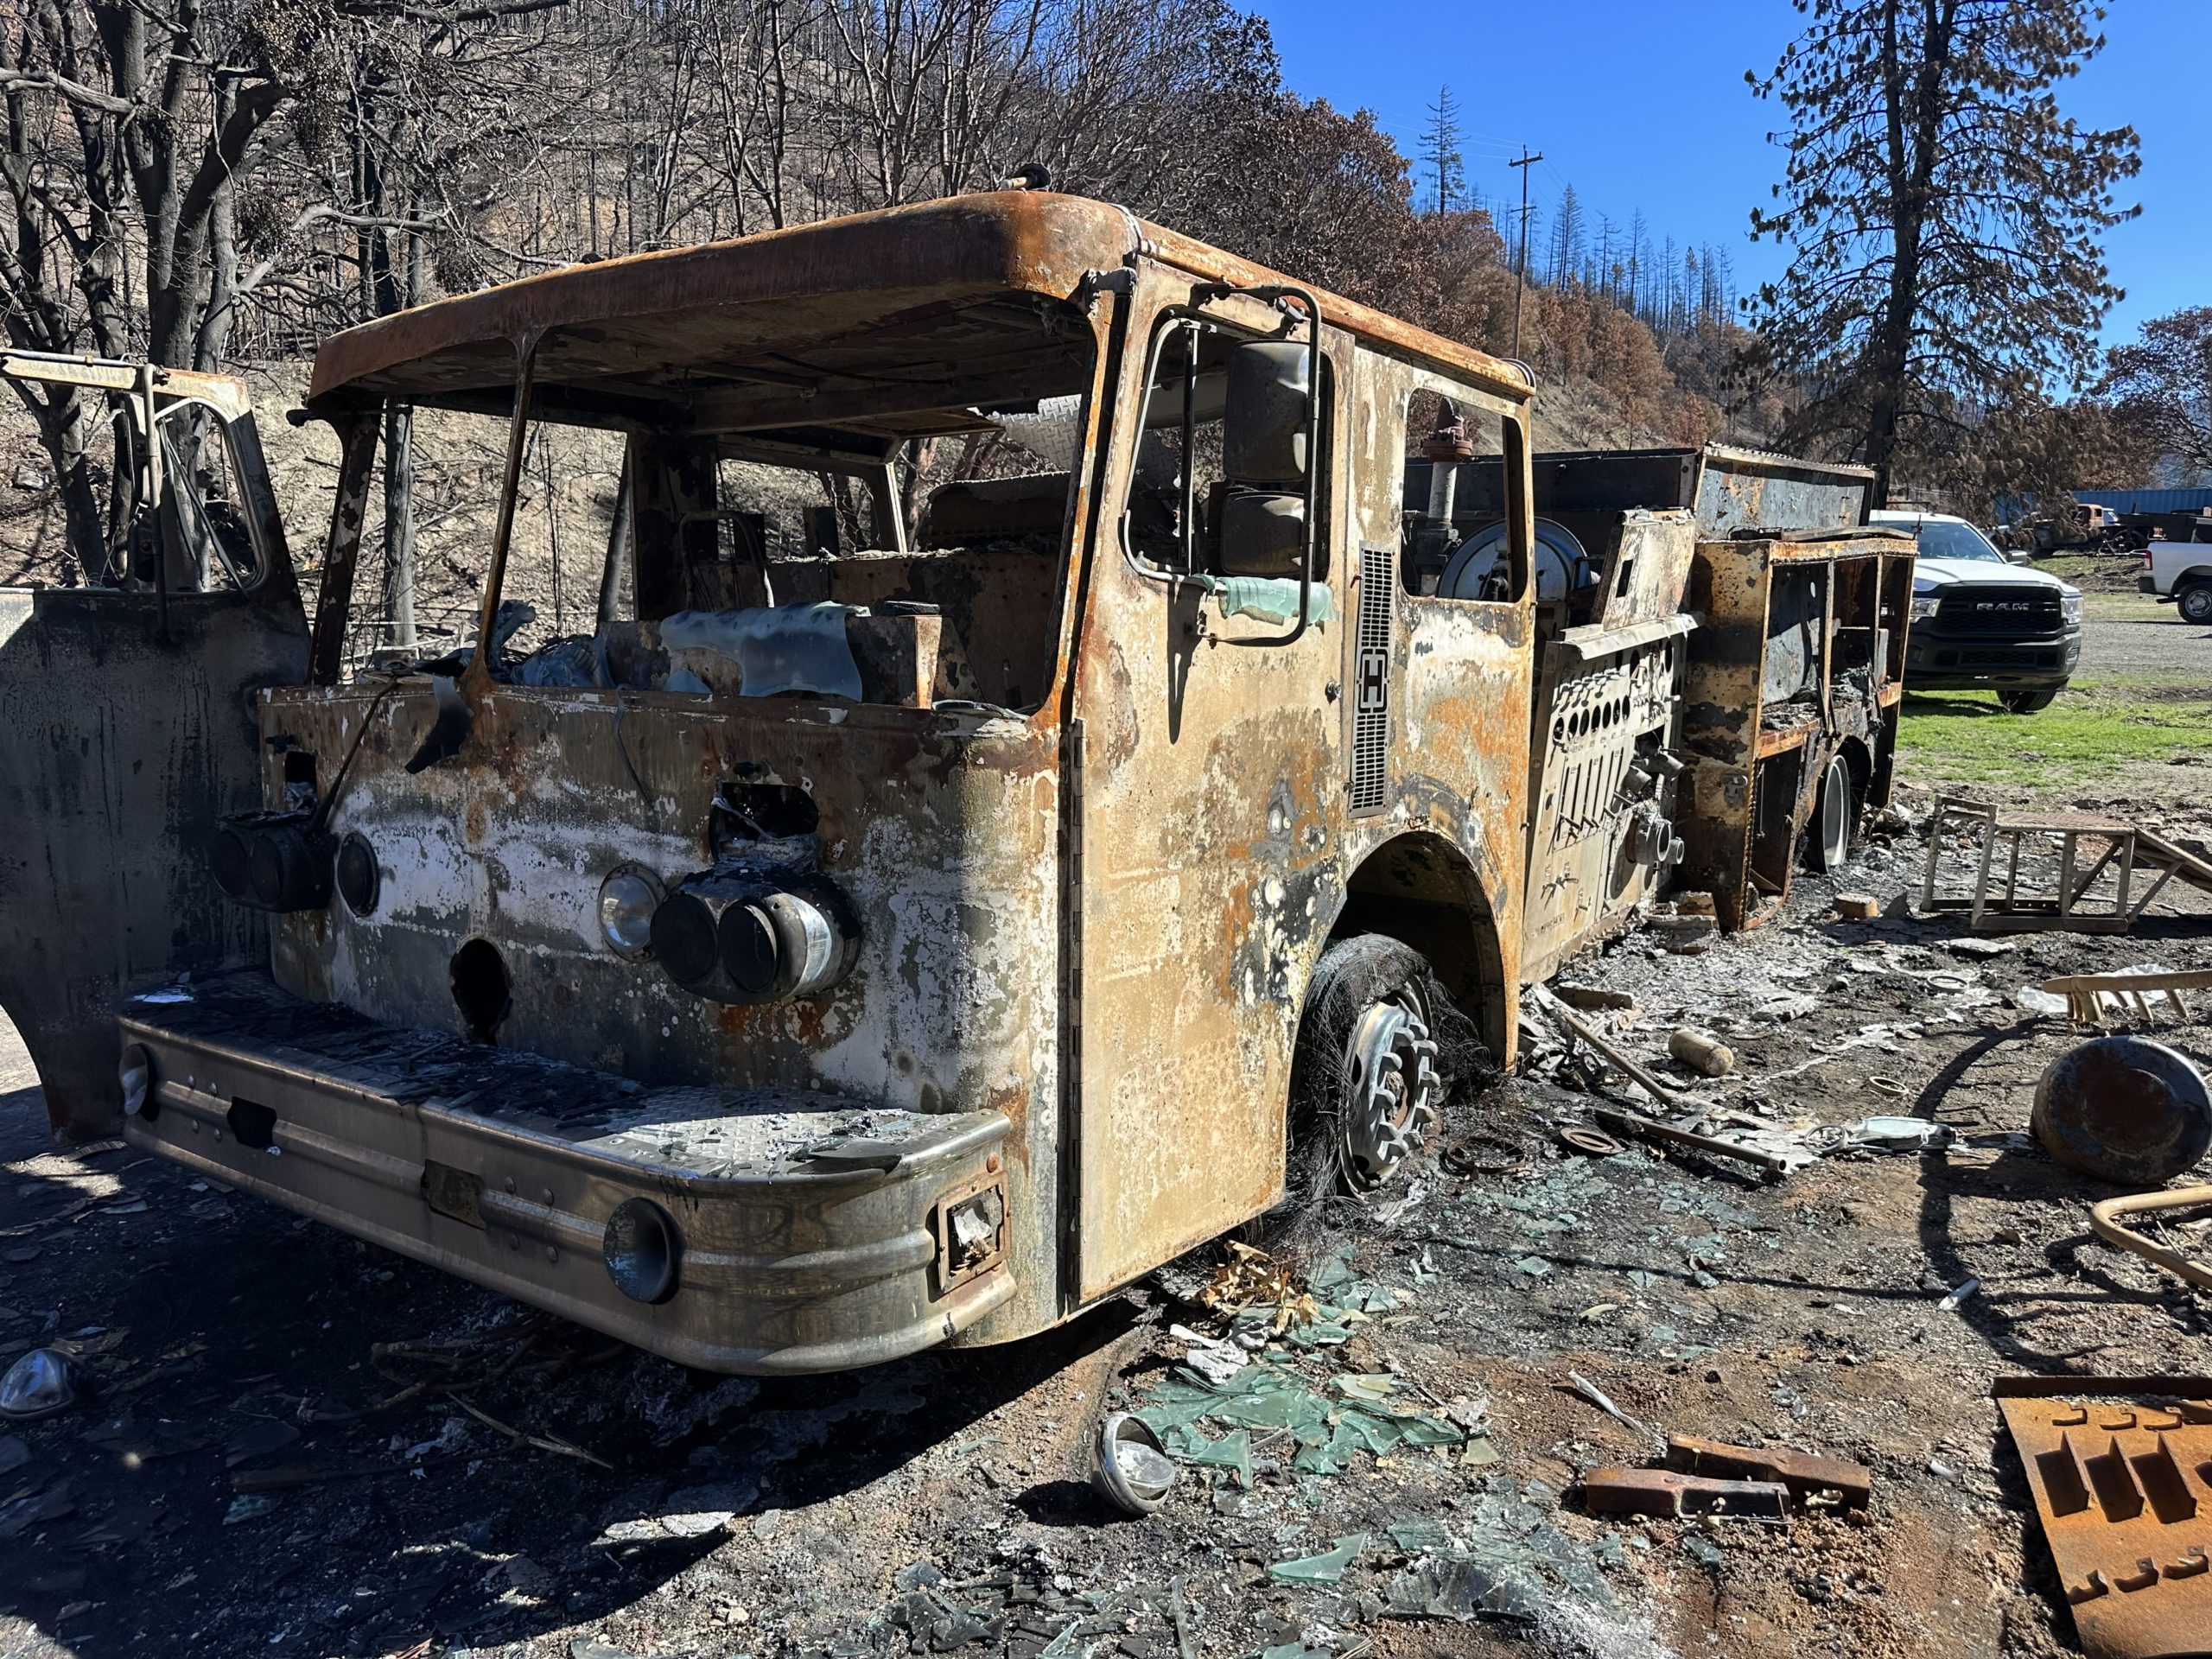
left=3, top=0, right=2168, bottom=620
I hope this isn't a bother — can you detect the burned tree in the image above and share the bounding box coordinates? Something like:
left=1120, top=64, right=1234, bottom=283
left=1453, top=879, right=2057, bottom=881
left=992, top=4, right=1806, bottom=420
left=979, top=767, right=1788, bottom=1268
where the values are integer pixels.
left=2101, top=306, right=2212, bottom=476
left=1745, top=0, right=2139, bottom=505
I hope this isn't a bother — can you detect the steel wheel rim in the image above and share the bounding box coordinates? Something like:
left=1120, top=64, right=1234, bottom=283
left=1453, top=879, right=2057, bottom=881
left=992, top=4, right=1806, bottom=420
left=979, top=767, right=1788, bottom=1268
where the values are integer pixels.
left=1820, top=756, right=1849, bottom=868
left=1337, top=986, right=1441, bottom=1192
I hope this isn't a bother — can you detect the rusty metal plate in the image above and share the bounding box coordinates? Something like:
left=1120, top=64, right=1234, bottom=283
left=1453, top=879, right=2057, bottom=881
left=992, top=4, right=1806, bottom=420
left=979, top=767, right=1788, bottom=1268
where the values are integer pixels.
left=1997, top=1387, right=2212, bottom=1658
left=1581, top=1466, right=1790, bottom=1519
left=1664, top=1433, right=1871, bottom=1508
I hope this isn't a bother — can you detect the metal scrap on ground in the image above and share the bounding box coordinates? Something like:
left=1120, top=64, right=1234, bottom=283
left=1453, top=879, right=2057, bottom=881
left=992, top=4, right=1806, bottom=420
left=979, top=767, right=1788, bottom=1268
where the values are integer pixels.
left=1994, top=1380, right=2212, bottom=1659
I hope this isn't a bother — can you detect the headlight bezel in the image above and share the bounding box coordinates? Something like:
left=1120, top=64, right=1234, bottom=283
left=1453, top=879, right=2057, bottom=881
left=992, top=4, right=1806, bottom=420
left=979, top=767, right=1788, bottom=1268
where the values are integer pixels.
left=1910, top=592, right=1942, bottom=620
left=596, top=865, right=664, bottom=962
left=2060, top=590, right=2083, bottom=626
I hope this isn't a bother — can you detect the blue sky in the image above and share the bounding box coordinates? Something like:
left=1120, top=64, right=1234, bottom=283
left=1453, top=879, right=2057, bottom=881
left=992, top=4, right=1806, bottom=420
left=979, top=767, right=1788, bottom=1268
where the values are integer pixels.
left=1261, top=0, right=2209, bottom=360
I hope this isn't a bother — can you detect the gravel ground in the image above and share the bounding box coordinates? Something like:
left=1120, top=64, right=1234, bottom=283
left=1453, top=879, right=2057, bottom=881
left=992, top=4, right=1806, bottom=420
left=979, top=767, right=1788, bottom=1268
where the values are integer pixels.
left=2073, top=607, right=2212, bottom=679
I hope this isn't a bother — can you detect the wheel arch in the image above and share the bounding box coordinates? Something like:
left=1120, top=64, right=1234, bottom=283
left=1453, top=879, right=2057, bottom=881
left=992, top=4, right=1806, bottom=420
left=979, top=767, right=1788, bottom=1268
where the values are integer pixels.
left=1326, top=830, right=1510, bottom=1059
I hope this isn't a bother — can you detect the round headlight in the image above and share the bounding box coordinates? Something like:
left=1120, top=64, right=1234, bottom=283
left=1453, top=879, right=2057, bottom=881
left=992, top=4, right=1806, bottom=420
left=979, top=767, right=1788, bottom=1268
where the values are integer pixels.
left=602, top=1198, right=680, bottom=1303
left=597, top=866, right=662, bottom=961
left=335, top=832, right=379, bottom=917
left=118, top=1043, right=156, bottom=1120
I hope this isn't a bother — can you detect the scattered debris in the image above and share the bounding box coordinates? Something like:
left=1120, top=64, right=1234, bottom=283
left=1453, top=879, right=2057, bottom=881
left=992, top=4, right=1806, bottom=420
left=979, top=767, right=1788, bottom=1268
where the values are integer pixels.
left=1834, top=893, right=1880, bottom=921
left=1664, top=1433, right=1872, bottom=1508
left=1565, top=1370, right=1662, bottom=1452
left=1921, top=797, right=2212, bottom=935
left=1667, top=1027, right=1736, bottom=1077
left=1824, top=1115, right=1953, bottom=1153
left=1937, top=1278, right=1981, bottom=1311
left=1592, top=1104, right=1796, bottom=1177
left=1094, top=1413, right=1179, bottom=1516
left=2032, top=1037, right=2212, bottom=1184
left=1559, top=1125, right=1628, bottom=1159
left=1267, top=1532, right=1367, bottom=1585
left=2088, top=1186, right=2212, bottom=1292
left=2035, top=967, right=2212, bottom=1025
left=1168, top=1324, right=1249, bottom=1388
left=0, top=1347, right=79, bottom=1421
left=1994, top=1379, right=2212, bottom=1659
left=1534, top=989, right=1691, bottom=1111
left=1554, top=984, right=1636, bottom=1012
left=1582, top=1465, right=1790, bottom=1520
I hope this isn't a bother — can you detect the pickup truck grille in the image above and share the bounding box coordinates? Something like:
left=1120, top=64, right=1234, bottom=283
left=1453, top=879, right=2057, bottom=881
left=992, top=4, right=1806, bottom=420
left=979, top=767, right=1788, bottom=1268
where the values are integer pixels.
left=1936, top=587, right=2063, bottom=633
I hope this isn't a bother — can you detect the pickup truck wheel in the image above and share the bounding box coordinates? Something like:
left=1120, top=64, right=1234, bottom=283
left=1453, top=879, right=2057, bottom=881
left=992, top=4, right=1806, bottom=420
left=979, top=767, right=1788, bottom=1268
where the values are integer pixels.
left=2001, top=689, right=2058, bottom=714
left=1288, top=934, right=1444, bottom=1201
left=1802, top=753, right=1854, bottom=874
left=2179, top=583, right=2212, bottom=626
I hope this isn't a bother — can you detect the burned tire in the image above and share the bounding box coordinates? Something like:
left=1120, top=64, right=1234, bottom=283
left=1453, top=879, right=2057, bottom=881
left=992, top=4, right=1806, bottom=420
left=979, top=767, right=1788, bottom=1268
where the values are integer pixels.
left=2001, top=689, right=2059, bottom=714
left=1287, top=934, right=1445, bottom=1204
left=2178, top=583, right=2212, bottom=626
left=1802, top=753, right=1855, bottom=874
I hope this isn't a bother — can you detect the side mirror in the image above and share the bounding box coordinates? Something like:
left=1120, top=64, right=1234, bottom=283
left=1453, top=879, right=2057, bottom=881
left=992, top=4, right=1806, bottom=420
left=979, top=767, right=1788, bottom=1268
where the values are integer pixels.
left=1222, top=340, right=1310, bottom=482
left=1219, top=340, right=1313, bottom=578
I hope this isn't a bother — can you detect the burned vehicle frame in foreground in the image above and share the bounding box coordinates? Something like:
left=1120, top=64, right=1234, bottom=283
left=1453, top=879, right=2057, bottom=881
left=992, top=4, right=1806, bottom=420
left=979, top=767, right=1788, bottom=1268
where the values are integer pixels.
left=97, top=194, right=1544, bottom=1373
left=9, top=198, right=1912, bottom=1376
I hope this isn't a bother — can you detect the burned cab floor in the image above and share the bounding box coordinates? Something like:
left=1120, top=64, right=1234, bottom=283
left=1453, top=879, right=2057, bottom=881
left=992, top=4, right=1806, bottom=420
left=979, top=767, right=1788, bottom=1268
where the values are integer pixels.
left=4, top=788, right=2212, bottom=1659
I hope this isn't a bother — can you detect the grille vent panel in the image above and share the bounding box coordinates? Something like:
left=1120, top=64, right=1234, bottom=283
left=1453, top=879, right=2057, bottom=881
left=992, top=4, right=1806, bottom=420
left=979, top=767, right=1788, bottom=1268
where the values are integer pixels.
left=1350, top=543, right=1395, bottom=815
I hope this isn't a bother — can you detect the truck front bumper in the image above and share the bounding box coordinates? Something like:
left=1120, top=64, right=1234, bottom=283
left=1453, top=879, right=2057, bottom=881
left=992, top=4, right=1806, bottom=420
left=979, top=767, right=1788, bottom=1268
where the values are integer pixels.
left=118, top=975, right=1014, bottom=1374
left=1903, top=627, right=2081, bottom=691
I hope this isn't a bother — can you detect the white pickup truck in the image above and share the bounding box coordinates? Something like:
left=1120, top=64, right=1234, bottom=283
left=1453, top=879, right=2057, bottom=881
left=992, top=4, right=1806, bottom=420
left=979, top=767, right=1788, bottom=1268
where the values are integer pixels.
left=2139, top=524, right=2212, bottom=624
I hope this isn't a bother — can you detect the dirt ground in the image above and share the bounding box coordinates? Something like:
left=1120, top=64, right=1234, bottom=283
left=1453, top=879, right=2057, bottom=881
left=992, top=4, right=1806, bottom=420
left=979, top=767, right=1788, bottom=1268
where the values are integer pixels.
left=5, top=774, right=2211, bottom=1659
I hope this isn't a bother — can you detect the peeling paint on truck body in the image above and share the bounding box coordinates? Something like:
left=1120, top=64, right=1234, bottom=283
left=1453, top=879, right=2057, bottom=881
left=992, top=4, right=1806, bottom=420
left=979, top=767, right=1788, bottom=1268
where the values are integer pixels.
left=105, top=194, right=1541, bottom=1372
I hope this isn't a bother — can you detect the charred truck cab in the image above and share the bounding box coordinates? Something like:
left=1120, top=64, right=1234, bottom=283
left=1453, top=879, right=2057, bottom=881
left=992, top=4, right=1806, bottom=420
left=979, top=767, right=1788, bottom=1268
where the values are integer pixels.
left=91, top=195, right=1539, bottom=1371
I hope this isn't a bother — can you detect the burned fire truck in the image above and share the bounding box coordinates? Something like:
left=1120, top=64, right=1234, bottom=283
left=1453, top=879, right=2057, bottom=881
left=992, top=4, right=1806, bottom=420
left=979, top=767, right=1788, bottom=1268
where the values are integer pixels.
left=0, top=194, right=1910, bottom=1373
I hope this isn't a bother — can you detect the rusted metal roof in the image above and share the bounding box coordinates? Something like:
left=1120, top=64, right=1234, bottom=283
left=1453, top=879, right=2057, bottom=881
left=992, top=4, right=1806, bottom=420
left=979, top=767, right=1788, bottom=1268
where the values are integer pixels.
left=308, top=191, right=1535, bottom=413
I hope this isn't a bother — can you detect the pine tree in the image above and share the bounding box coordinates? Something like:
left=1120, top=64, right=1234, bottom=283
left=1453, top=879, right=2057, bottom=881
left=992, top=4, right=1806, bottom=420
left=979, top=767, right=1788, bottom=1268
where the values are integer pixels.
left=1748, top=0, right=2139, bottom=505
left=1551, top=184, right=1585, bottom=286
left=1419, top=86, right=1465, bottom=214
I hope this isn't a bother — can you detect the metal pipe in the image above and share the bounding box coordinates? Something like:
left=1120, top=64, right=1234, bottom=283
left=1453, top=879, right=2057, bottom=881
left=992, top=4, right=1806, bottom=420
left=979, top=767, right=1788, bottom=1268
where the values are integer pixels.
left=2090, top=1185, right=2212, bottom=1291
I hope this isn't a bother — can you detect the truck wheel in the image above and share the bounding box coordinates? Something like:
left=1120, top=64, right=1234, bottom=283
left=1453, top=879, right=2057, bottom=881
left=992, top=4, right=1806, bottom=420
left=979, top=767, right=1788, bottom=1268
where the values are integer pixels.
left=2179, top=583, right=2212, bottom=626
left=1802, top=753, right=1854, bottom=874
left=2001, top=689, right=2058, bottom=714
left=1287, top=934, right=1444, bottom=1201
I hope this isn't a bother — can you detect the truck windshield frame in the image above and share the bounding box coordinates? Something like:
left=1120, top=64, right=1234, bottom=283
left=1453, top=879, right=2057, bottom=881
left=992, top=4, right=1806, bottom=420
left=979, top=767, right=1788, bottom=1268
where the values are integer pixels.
left=322, top=291, right=1109, bottom=713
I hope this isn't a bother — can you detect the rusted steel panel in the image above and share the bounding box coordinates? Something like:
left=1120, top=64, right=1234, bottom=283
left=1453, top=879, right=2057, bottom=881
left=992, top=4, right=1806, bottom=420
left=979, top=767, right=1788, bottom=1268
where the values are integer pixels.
left=120, top=974, right=1013, bottom=1373
left=308, top=415, right=378, bottom=685
left=1406, top=445, right=1870, bottom=537
left=1065, top=296, right=1531, bottom=1302
left=1998, top=1389, right=2212, bottom=1659
left=0, top=588, right=308, bottom=1137
left=310, top=194, right=1535, bottom=419
left=1678, top=532, right=1912, bottom=929
left=259, top=683, right=1067, bottom=1345
left=1664, top=1433, right=1872, bottom=1506
left=1694, top=446, right=1872, bottom=536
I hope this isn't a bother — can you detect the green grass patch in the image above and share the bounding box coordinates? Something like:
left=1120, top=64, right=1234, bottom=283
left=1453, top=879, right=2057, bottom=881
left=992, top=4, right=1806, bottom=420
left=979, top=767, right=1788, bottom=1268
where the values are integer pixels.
left=2033, top=554, right=2104, bottom=584
left=1897, top=682, right=2212, bottom=788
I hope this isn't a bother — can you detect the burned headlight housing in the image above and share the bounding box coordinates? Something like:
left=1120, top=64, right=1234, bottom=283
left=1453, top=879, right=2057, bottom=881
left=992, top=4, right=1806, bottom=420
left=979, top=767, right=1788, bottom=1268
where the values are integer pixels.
left=596, top=866, right=663, bottom=961
left=602, top=1198, right=681, bottom=1303
left=212, top=810, right=331, bottom=912
left=118, top=1043, right=156, bottom=1121
left=334, top=832, right=380, bottom=917
left=650, top=870, right=858, bottom=1004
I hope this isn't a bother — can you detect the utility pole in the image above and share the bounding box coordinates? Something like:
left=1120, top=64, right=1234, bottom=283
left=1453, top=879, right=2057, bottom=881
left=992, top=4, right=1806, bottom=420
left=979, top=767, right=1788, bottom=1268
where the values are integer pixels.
left=1509, top=146, right=1542, bottom=359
